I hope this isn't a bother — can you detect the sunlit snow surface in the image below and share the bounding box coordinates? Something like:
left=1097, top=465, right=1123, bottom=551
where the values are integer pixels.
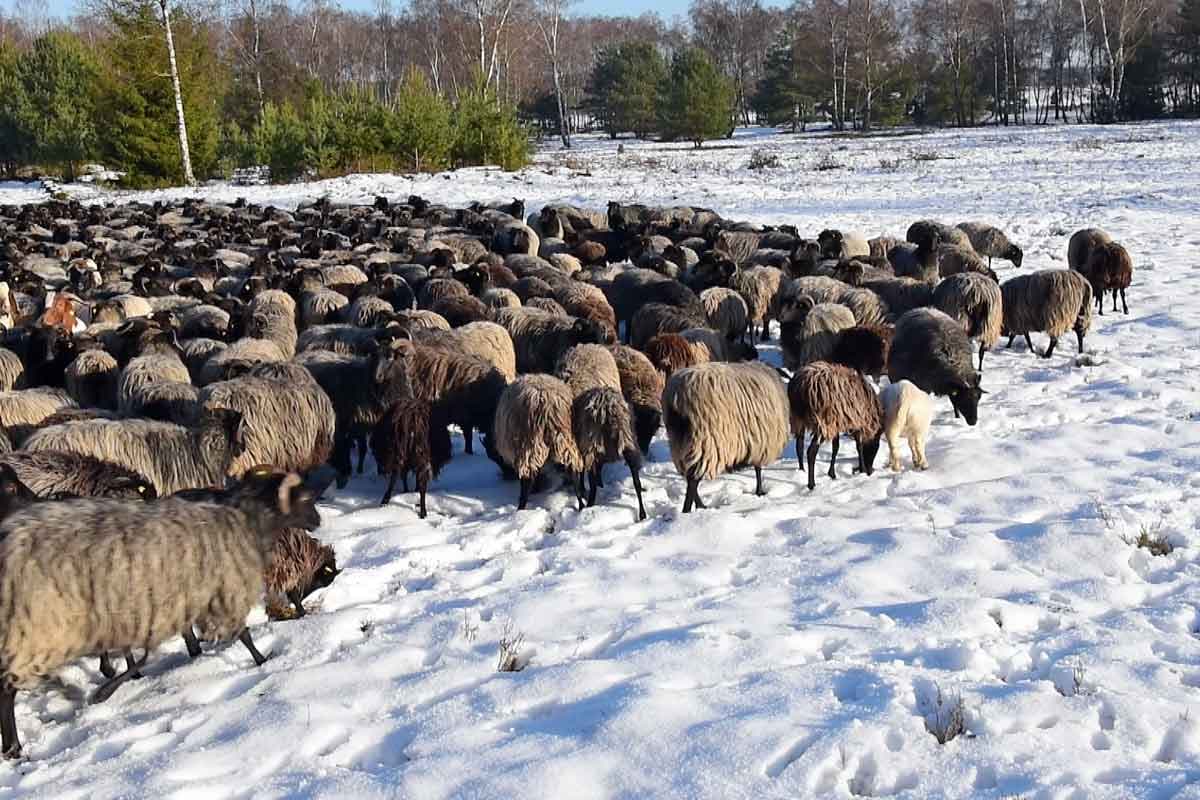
left=3, top=122, right=1200, bottom=799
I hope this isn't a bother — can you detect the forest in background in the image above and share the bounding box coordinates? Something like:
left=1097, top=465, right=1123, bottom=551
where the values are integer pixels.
left=0, top=0, right=1197, bottom=186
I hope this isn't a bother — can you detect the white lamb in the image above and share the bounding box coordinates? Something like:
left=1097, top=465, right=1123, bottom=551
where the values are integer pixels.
left=880, top=380, right=933, bottom=471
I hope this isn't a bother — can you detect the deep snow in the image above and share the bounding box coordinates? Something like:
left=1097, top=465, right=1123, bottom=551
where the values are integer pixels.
left=2, top=122, right=1200, bottom=799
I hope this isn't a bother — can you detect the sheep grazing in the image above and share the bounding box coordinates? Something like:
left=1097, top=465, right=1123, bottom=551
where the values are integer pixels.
left=730, top=266, right=783, bottom=341
left=415, top=320, right=517, bottom=382
left=937, top=244, right=995, bottom=281
left=23, top=407, right=248, bottom=496
left=65, top=348, right=119, bottom=409
left=0, top=469, right=319, bottom=757
left=932, top=272, right=1003, bottom=370
left=888, top=308, right=983, bottom=424
left=0, top=451, right=156, bottom=500
left=494, top=307, right=612, bottom=375
left=555, top=343, right=621, bottom=397
left=1068, top=228, right=1132, bottom=315
left=571, top=387, right=647, bottom=520
left=907, top=219, right=973, bottom=252
left=629, top=303, right=706, bottom=351
left=608, top=344, right=664, bottom=455
left=957, top=221, right=1023, bottom=268
left=880, top=380, right=933, bottom=472
left=662, top=362, right=789, bottom=512
left=1001, top=269, right=1093, bottom=358
left=787, top=361, right=883, bottom=490
left=817, top=229, right=870, bottom=260
left=779, top=299, right=856, bottom=372
left=264, top=527, right=340, bottom=620
left=370, top=397, right=452, bottom=516
left=494, top=374, right=585, bottom=510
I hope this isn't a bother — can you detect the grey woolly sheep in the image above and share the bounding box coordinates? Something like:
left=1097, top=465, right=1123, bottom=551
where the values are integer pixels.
left=65, top=348, right=118, bottom=409
left=0, top=350, right=23, bottom=392
left=0, top=470, right=318, bottom=756
left=406, top=343, right=507, bottom=460
left=907, top=220, right=973, bottom=252
left=730, top=266, right=784, bottom=341
left=787, top=361, right=883, bottom=490
left=481, top=288, right=521, bottom=310
left=1068, top=228, right=1133, bottom=315
left=23, top=407, right=249, bottom=496
left=179, top=338, right=227, bottom=382
left=861, top=277, right=933, bottom=318
left=887, top=308, right=983, bottom=424
left=199, top=337, right=286, bottom=385
left=869, top=236, right=904, bottom=260
left=91, top=294, right=153, bottom=323
left=572, top=387, right=647, bottom=520
left=343, top=295, right=395, bottom=328
left=117, top=352, right=191, bottom=415
left=888, top=240, right=939, bottom=284
left=513, top=276, right=555, bottom=302
left=817, top=230, right=870, bottom=260
left=264, top=527, right=339, bottom=620
left=644, top=333, right=709, bottom=378
left=129, top=380, right=200, bottom=425
left=492, top=222, right=540, bottom=257
left=700, top=287, right=749, bottom=342
left=0, top=388, right=78, bottom=442
left=296, top=324, right=392, bottom=356
left=957, top=221, right=1023, bottom=268
left=245, top=294, right=298, bottom=359
left=548, top=252, right=583, bottom=275
left=199, top=363, right=336, bottom=479
left=937, top=244, right=995, bottom=281
left=556, top=343, right=622, bottom=397
left=0, top=451, right=157, bottom=500
left=370, top=397, right=453, bottom=517
left=493, top=307, right=612, bottom=375
left=554, top=282, right=617, bottom=339
left=393, top=309, right=451, bottom=333
left=714, top=230, right=762, bottom=266
left=662, top=361, right=789, bottom=512
left=494, top=374, right=584, bottom=510
left=1000, top=269, right=1093, bottom=358
left=775, top=276, right=890, bottom=329
left=419, top=278, right=468, bottom=311
left=779, top=299, right=856, bottom=371
left=178, top=305, right=231, bottom=340
left=300, top=289, right=350, bottom=327
left=416, top=321, right=517, bottom=382
left=933, top=272, right=1003, bottom=370
left=607, top=269, right=702, bottom=342
left=629, top=303, right=707, bottom=351
left=321, top=264, right=369, bottom=286
left=609, top=344, right=663, bottom=455
left=880, top=380, right=933, bottom=473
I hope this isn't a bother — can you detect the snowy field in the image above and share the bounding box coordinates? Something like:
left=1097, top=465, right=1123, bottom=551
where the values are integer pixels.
left=3, top=121, right=1200, bottom=798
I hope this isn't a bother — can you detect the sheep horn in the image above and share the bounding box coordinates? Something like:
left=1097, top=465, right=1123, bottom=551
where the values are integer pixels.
left=277, top=473, right=302, bottom=514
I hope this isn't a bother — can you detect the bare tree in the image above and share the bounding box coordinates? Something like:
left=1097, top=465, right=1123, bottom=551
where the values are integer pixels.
left=534, top=0, right=574, bottom=146
left=158, top=0, right=195, bottom=185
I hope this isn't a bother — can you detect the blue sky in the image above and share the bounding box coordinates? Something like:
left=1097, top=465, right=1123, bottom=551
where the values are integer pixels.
left=34, top=0, right=698, bottom=21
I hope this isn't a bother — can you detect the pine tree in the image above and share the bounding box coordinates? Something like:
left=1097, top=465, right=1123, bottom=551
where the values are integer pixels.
left=659, top=48, right=734, bottom=148
left=15, top=33, right=100, bottom=181
left=752, top=30, right=815, bottom=132
left=254, top=101, right=306, bottom=181
left=452, top=75, right=530, bottom=171
left=392, top=68, right=452, bottom=172
left=1174, top=0, right=1200, bottom=113
left=588, top=42, right=666, bottom=138
left=0, top=48, right=33, bottom=177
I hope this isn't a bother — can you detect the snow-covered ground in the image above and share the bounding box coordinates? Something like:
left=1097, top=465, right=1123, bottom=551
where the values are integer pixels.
left=4, top=122, right=1200, bottom=799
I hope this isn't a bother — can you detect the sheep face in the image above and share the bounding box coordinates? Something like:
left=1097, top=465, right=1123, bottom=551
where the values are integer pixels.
left=303, top=554, right=341, bottom=599
left=457, top=265, right=490, bottom=296
left=1005, top=244, right=1024, bottom=268
left=859, top=433, right=882, bottom=476
left=0, top=464, right=36, bottom=522
left=817, top=229, right=845, bottom=260
left=572, top=317, right=614, bottom=347
left=948, top=382, right=982, bottom=426
left=789, top=241, right=821, bottom=276
left=108, top=475, right=158, bottom=501
left=372, top=336, right=416, bottom=398
left=632, top=405, right=661, bottom=455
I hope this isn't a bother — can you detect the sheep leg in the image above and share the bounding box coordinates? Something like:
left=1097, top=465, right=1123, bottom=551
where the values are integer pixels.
left=754, top=466, right=767, bottom=496
left=951, top=398, right=960, bottom=419
left=795, top=432, right=804, bottom=470
left=401, top=471, right=409, bottom=493
left=626, top=458, right=647, bottom=521
left=853, top=434, right=865, bottom=474
left=887, top=429, right=902, bottom=471
left=1096, top=293, right=1104, bottom=316
left=355, top=434, right=368, bottom=474
left=91, top=652, right=148, bottom=704
left=1075, top=327, right=1085, bottom=354
left=978, top=342, right=986, bottom=372
left=1120, top=288, right=1128, bottom=314
left=124, top=651, right=143, bottom=680
left=682, top=476, right=704, bottom=513
left=1043, top=336, right=1057, bottom=359
left=805, top=436, right=821, bottom=491
left=587, top=467, right=600, bottom=507
left=332, top=435, right=352, bottom=488
left=518, top=478, right=532, bottom=511
left=911, top=436, right=928, bottom=470
left=828, top=436, right=840, bottom=479
left=99, top=653, right=117, bottom=679
left=1023, top=333, right=1034, bottom=353
left=238, top=629, right=269, bottom=667
left=380, top=473, right=398, bottom=506
left=594, top=465, right=605, bottom=488
left=1, top=685, right=21, bottom=759
left=463, top=425, right=474, bottom=455
left=1007, top=333, right=1016, bottom=348
left=417, top=473, right=430, bottom=518
left=182, top=627, right=202, bottom=658
left=287, top=589, right=307, bottom=618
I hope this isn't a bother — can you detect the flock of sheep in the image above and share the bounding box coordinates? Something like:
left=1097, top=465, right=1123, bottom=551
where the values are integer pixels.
left=0, top=194, right=1133, bottom=759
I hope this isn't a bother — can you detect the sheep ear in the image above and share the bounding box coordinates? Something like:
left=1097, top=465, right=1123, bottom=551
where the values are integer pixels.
left=276, top=473, right=302, bottom=515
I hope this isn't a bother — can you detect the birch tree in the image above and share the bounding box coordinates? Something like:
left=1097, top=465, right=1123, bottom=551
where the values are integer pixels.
left=533, top=0, right=573, bottom=147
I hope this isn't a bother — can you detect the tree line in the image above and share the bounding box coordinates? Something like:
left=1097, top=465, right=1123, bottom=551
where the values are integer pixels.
left=0, top=0, right=1196, bottom=186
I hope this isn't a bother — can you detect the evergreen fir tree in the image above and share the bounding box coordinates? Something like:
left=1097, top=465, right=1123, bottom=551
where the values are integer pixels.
left=452, top=75, right=530, bottom=171
left=393, top=68, right=453, bottom=172
left=588, top=42, right=666, bottom=138
left=659, top=48, right=734, bottom=147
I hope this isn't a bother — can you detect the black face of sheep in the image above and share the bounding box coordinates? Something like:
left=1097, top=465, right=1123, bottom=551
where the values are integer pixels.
left=949, top=383, right=983, bottom=426
left=109, top=475, right=158, bottom=501
left=727, top=340, right=759, bottom=362
left=303, top=555, right=341, bottom=598
left=0, top=464, right=36, bottom=522
left=458, top=265, right=490, bottom=297
left=572, top=317, right=614, bottom=347
left=1005, top=244, right=1024, bottom=268
left=632, top=405, right=662, bottom=456
left=372, top=334, right=416, bottom=398
left=818, top=229, right=845, bottom=260
left=859, top=434, right=882, bottom=476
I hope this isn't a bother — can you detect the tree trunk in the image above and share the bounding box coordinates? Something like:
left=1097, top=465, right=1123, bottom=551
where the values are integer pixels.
left=159, top=0, right=195, bottom=186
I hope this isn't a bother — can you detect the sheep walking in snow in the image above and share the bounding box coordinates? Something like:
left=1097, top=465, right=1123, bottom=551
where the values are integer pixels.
left=662, top=362, right=789, bottom=512
left=1000, top=269, right=1093, bottom=358
left=888, top=308, right=983, bottom=424
left=494, top=374, right=585, bottom=511
left=933, top=272, right=1003, bottom=370
left=880, top=380, right=933, bottom=472
left=1068, top=228, right=1133, bottom=315
left=370, top=397, right=453, bottom=516
left=787, top=362, right=883, bottom=490
left=956, top=222, right=1023, bottom=268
